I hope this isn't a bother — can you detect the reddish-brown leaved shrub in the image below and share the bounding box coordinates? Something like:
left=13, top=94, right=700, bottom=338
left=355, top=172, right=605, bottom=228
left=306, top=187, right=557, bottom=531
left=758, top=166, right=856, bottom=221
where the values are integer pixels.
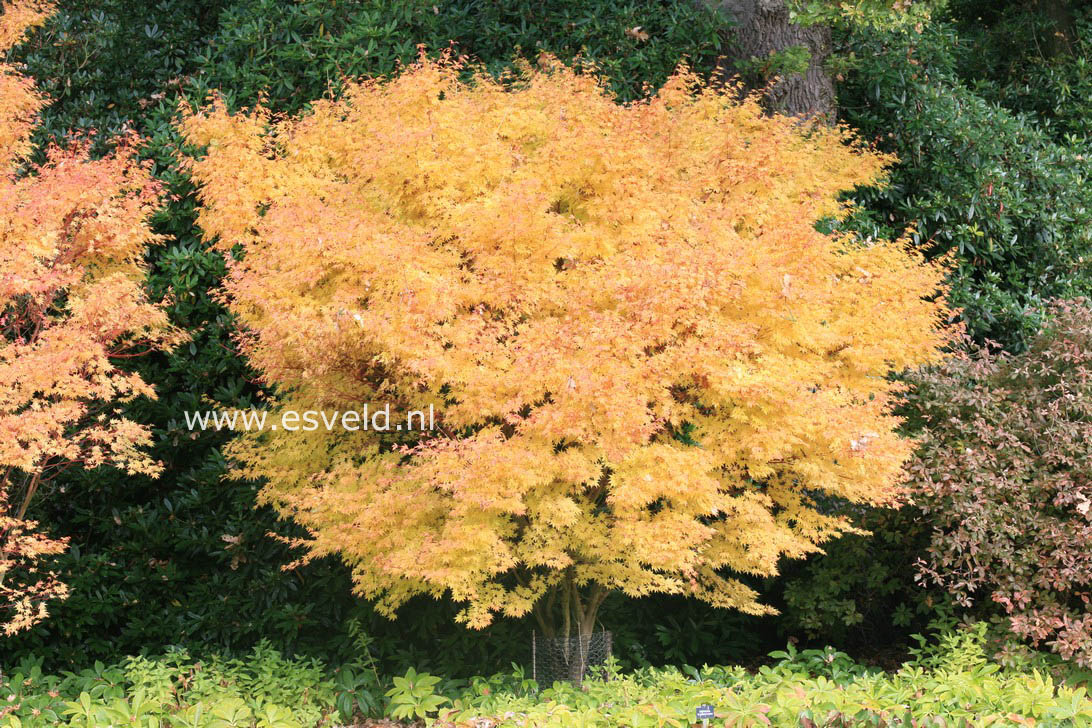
left=907, top=300, right=1092, bottom=665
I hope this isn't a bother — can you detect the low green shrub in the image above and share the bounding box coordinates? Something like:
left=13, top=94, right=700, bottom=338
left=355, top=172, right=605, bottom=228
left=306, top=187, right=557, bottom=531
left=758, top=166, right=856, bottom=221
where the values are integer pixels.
left=776, top=503, right=942, bottom=651
left=0, top=642, right=346, bottom=728
left=441, top=626, right=1092, bottom=726
left=3, top=628, right=1092, bottom=727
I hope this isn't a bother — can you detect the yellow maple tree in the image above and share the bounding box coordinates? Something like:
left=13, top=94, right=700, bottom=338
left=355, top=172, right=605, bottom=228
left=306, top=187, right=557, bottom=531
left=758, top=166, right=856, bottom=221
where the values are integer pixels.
left=181, top=56, right=952, bottom=643
left=0, top=0, right=178, bottom=635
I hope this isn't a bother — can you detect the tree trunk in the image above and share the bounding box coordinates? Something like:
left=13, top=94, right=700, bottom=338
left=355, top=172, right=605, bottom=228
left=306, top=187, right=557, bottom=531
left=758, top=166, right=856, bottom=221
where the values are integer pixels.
left=531, top=572, right=609, bottom=683
left=1035, top=0, right=1076, bottom=58
left=712, top=0, right=836, bottom=121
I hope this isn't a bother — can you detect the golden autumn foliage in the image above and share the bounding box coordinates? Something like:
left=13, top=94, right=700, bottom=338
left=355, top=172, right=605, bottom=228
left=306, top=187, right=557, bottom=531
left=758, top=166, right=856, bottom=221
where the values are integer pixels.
left=181, top=56, right=953, bottom=636
left=0, top=0, right=178, bottom=635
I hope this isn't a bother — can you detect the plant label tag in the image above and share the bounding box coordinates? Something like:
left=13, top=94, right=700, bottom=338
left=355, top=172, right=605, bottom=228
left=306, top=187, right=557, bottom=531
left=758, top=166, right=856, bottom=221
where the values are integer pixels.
left=696, top=704, right=715, bottom=721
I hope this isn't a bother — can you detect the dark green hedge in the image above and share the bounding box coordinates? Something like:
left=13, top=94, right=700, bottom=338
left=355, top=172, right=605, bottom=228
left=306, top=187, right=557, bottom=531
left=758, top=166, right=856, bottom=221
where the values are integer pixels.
left=836, top=22, right=1092, bottom=350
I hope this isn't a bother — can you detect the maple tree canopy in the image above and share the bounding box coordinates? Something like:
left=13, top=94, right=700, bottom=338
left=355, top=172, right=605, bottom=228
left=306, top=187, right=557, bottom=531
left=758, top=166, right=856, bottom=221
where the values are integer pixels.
left=0, top=0, right=177, bottom=635
left=181, top=56, right=952, bottom=635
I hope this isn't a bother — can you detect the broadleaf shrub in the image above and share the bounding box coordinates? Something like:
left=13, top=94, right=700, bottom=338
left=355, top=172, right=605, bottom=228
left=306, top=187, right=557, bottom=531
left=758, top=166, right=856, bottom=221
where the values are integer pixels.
left=948, top=2, right=1092, bottom=142
left=836, top=22, right=1092, bottom=350
left=777, top=504, right=944, bottom=650
left=8, top=0, right=225, bottom=147
left=199, top=0, right=729, bottom=112
left=906, top=300, right=1092, bottom=667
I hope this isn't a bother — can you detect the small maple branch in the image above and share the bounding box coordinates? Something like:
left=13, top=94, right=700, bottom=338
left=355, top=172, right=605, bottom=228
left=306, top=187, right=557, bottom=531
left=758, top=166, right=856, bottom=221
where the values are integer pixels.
left=107, top=347, right=158, bottom=359
left=539, top=581, right=559, bottom=638
left=532, top=600, right=551, bottom=638
left=15, top=472, right=41, bottom=522
left=571, top=575, right=586, bottom=633
left=562, top=572, right=572, bottom=644
left=38, top=458, right=80, bottom=476
left=584, top=583, right=608, bottom=635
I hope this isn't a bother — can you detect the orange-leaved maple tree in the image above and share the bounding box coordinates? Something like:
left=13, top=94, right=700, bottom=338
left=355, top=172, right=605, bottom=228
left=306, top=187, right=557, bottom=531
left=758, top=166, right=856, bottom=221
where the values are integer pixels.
left=0, top=0, right=178, bottom=635
left=181, top=56, right=953, bottom=644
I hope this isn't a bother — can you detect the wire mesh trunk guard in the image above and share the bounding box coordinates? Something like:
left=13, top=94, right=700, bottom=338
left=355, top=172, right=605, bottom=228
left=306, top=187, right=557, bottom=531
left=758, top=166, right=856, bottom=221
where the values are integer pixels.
left=531, top=630, right=612, bottom=686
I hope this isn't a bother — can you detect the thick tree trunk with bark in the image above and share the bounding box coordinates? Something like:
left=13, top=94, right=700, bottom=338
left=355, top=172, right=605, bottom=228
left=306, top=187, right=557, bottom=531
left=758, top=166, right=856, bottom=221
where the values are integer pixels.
left=713, top=0, right=836, bottom=121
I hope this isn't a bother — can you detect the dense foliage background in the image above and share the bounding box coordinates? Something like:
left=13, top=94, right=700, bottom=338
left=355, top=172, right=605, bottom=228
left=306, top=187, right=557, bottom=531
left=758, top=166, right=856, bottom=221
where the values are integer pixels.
left=4, top=0, right=1092, bottom=683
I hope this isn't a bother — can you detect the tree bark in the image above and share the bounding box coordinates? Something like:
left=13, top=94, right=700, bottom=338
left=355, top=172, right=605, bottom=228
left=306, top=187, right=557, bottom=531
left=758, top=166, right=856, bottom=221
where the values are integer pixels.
left=712, top=0, right=836, bottom=121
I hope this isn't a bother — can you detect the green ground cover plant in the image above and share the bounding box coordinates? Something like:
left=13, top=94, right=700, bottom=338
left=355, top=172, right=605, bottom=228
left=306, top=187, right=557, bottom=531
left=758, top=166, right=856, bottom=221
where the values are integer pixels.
left=3, top=627, right=1092, bottom=727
